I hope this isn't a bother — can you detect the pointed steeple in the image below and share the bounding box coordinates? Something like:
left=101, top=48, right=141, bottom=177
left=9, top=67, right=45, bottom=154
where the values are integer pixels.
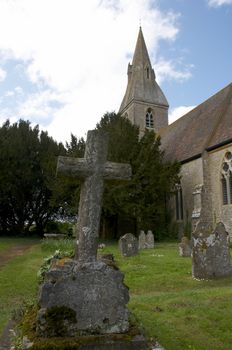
left=131, top=26, right=153, bottom=73
left=119, top=27, right=169, bottom=133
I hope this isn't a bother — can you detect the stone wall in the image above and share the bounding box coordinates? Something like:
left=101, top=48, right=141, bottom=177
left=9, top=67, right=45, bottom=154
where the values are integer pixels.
left=170, top=144, right=232, bottom=239
left=208, top=143, right=232, bottom=238
left=169, top=157, right=203, bottom=237
left=180, top=157, right=204, bottom=224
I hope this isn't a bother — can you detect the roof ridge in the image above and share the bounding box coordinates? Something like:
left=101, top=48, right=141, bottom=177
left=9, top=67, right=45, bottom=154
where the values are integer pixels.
left=203, top=84, right=232, bottom=151
left=168, top=82, right=232, bottom=129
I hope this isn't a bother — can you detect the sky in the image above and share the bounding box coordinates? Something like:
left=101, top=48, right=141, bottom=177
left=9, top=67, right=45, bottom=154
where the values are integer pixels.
left=0, top=0, right=231, bottom=144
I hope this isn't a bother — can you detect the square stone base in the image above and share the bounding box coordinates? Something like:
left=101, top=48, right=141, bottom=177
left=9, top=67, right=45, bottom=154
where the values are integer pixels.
left=24, top=332, right=148, bottom=350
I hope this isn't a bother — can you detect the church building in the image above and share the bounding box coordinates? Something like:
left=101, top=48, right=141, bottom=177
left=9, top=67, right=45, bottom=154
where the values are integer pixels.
left=119, top=27, right=232, bottom=238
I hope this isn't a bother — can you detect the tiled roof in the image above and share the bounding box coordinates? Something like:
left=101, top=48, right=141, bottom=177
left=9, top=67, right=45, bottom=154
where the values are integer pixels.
left=160, top=83, right=232, bottom=163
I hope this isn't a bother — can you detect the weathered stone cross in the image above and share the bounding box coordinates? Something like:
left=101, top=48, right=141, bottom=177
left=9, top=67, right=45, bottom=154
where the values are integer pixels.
left=57, top=130, right=131, bottom=263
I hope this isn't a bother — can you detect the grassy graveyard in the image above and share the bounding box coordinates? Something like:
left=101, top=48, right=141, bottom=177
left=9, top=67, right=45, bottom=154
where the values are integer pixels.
left=1, top=238, right=232, bottom=350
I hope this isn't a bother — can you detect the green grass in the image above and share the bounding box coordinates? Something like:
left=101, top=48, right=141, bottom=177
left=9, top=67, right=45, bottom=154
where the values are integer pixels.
left=1, top=239, right=232, bottom=349
left=0, top=238, right=43, bottom=332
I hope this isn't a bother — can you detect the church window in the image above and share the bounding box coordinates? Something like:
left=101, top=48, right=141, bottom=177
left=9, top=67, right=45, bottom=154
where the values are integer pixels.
left=230, top=171, right=232, bottom=202
left=175, top=184, right=183, bottom=220
left=146, top=108, right=154, bottom=128
left=146, top=67, right=150, bottom=79
left=225, top=152, right=232, bottom=160
left=221, top=152, right=232, bottom=205
left=222, top=176, right=228, bottom=205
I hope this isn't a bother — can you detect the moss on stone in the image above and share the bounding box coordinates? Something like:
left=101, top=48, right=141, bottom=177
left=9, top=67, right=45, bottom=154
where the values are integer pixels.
left=44, top=306, right=77, bottom=337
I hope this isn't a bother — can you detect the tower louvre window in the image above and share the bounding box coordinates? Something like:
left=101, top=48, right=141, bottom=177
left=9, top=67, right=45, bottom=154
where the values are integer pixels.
left=221, top=152, right=232, bottom=205
left=145, top=109, right=154, bottom=128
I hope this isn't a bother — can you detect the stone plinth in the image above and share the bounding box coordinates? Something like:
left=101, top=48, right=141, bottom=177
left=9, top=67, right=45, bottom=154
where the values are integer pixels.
left=26, top=333, right=147, bottom=350
left=192, top=222, right=232, bottom=279
left=37, top=260, right=129, bottom=337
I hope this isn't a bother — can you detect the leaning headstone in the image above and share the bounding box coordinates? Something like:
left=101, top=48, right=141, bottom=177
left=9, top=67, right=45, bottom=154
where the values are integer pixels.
left=179, top=236, right=191, bottom=257
left=138, top=230, right=146, bottom=249
left=37, top=130, right=133, bottom=337
left=146, top=230, right=155, bottom=249
left=192, top=222, right=232, bottom=279
left=119, top=233, right=138, bottom=257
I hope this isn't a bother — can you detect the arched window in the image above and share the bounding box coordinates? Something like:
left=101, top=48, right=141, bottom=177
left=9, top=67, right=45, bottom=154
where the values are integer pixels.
left=221, top=152, right=232, bottom=205
left=145, top=108, right=154, bottom=128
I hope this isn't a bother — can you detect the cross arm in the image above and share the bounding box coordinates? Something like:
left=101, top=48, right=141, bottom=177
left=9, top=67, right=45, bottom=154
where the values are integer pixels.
left=57, top=156, right=92, bottom=178
left=103, top=161, right=132, bottom=180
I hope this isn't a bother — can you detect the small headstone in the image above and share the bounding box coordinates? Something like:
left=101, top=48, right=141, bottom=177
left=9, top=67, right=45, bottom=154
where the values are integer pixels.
left=146, top=230, right=154, bottom=249
left=119, top=233, right=138, bottom=257
left=138, top=230, right=146, bottom=249
left=179, top=236, right=191, bottom=257
left=192, top=222, right=232, bottom=279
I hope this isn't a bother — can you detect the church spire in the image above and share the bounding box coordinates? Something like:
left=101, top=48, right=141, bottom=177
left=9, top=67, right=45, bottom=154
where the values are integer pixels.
left=119, top=27, right=169, bottom=133
left=131, top=26, right=153, bottom=75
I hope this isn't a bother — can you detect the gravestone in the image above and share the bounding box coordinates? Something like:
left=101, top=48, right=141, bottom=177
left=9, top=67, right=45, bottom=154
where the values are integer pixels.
left=138, top=230, right=146, bottom=249
left=119, top=233, right=138, bottom=257
left=192, top=222, right=232, bottom=279
left=146, top=230, right=155, bottom=249
left=179, top=236, right=191, bottom=257
left=37, top=130, right=133, bottom=337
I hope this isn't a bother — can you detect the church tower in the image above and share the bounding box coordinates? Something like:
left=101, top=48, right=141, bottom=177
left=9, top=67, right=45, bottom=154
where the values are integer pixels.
left=119, top=27, right=169, bottom=133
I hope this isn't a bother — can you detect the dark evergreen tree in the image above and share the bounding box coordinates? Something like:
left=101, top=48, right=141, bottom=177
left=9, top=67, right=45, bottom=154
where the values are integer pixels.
left=0, top=120, right=65, bottom=235
left=51, top=134, right=86, bottom=221
left=96, top=112, right=180, bottom=239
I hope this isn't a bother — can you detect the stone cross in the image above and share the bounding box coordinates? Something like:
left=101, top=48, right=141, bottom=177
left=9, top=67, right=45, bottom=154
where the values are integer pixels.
left=57, top=130, right=131, bottom=263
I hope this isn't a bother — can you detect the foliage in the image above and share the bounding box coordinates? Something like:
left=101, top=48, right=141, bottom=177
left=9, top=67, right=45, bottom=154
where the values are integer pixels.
left=37, top=247, right=74, bottom=283
left=96, top=113, right=180, bottom=238
left=0, top=120, right=65, bottom=236
left=40, top=237, right=75, bottom=254
left=51, top=134, right=86, bottom=222
left=45, top=221, right=74, bottom=237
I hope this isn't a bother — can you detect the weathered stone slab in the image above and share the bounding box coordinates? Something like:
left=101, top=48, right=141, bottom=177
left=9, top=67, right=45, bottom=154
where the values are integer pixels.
left=119, top=233, right=138, bottom=257
left=192, top=222, right=232, bottom=279
left=37, top=260, right=129, bottom=336
left=146, top=230, right=154, bottom=249
left=179, top=236, right=191, bottom=257
left=138, top=230, right=146, bottom=250
left=21, top=331, right=148, bottom=350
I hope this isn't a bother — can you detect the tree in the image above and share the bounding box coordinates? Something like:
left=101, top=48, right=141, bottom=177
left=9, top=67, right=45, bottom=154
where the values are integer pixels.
left=0, top=120, right=65, bottom=235
left=51, top=134, right=86, bottom=222
left=96, top=112, right=180, bottom=239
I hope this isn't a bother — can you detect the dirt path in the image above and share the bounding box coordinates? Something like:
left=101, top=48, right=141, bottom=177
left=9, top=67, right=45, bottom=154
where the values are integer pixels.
left=0, top=242, right=37, bottom=269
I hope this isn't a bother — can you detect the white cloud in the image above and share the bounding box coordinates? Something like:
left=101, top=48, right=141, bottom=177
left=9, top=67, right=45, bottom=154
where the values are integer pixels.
left=169, top=105, right=195, bottom=124
left=155, top=59, right=193, bottom=84
left=208, top=0, right=232, bottom=6
left=0, top=0, right=191, bottom=142
left=0, top=67, right=6, bottom=82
